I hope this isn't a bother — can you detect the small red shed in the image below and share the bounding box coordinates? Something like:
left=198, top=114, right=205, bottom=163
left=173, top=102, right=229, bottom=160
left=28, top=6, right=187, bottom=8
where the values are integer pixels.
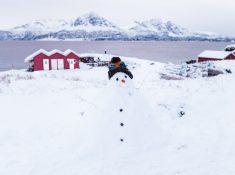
left=198, top=50, right=235, bottom=62
left=25, top=49, right=80, bottom=71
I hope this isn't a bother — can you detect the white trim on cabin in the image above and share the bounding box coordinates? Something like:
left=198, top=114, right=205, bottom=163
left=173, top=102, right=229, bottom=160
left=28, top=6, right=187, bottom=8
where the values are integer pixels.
left=24, top=49, right=79, bottom=63
left=198, top=50, right=232, bottom=60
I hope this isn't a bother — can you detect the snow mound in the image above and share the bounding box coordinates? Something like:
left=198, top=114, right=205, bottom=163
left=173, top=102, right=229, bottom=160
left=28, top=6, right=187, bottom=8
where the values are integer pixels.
left=161, top=61, right=232, bottom=79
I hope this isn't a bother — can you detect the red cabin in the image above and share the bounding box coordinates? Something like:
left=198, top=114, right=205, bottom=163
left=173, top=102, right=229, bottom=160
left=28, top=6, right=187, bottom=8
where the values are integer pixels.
left=25, top=49, right=80, bottom=71
left=198, top=50, right=235, bottom=62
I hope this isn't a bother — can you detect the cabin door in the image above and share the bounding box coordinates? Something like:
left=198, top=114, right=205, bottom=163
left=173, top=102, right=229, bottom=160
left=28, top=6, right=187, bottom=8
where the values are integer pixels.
left=68, top=59, right=75, bottom=70
left=51, top=59, right=58, bottom=70
left=57, top=59, right=64, bottom=70
left=43, top=59, right=49, bottom=70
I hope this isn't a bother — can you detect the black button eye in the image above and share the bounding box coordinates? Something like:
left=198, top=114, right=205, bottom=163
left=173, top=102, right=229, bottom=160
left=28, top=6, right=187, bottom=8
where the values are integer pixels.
left=116, top=78, right=119, bottom=81
left=124, top=75, right=127, bottom=79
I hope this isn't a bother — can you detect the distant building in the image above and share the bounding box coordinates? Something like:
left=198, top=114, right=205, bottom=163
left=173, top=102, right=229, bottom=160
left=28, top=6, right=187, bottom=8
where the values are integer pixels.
left=198, top=50, right=235, bottom=62
left=224, top=45, right=235, bottom=52
left=80, top=56, right=95, bottom=64
left=79, top=54, right=109, bottom=67
left=24, top=49, right=80, bottom=71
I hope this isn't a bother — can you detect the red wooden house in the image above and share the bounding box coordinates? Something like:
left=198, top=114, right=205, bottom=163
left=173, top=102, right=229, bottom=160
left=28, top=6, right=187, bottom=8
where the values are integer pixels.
left=25, top=49, right=80, bottom=71
left=198, top=50, right=235, bottom=62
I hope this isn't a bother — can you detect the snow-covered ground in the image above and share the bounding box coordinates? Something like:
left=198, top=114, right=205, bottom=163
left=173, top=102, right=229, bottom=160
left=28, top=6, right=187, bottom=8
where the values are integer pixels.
left=0, top=55, right=235, bottom=175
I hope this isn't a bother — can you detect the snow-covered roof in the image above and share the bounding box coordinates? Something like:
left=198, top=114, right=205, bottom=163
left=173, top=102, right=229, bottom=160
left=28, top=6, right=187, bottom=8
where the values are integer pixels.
left=198, top=50, right=232, bottom=59
left=24, top=49, right=79, bottom=62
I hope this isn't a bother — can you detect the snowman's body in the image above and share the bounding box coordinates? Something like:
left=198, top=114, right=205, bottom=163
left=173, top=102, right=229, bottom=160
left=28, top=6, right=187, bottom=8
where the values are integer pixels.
left=89, top=72, right=158, bottom=153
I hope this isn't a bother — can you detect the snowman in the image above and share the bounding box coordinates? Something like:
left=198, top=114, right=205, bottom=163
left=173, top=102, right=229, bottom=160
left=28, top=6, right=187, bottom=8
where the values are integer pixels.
left=84, top=71, right=160, bottom=155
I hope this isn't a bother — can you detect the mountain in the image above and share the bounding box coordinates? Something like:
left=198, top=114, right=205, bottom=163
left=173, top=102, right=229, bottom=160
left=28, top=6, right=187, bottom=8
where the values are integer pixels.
left=0, top=12, right=128, bottom=40
left=73, top=12, right=118, bottom=29
left=129, top=19, right=189, bottom=38
left=0, top=12, right=233, bottom=41
left=129, top=19, right=227, bottom=41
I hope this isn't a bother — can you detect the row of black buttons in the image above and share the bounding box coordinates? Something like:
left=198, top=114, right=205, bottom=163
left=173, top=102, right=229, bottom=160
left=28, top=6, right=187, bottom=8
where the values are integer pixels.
left=120, top=108, right=124, bottom=142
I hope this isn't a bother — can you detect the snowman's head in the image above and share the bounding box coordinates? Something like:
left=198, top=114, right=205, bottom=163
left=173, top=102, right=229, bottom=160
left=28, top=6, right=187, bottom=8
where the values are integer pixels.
left=110, top=72, right=133, bottom=88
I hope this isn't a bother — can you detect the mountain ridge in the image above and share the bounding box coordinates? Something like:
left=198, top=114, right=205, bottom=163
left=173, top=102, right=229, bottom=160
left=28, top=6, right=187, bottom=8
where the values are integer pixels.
left=0, top=12, right=233, bottom=41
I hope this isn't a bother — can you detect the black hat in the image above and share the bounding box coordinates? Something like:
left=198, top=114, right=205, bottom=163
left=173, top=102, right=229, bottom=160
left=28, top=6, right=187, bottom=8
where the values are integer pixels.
left=111, top=57, right=121, bottom=64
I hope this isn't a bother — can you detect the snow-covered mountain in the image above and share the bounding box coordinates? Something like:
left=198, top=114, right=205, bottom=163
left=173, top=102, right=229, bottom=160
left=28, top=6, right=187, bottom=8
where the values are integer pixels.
left=0, top=12, right=127, bottom=40
left=129, top=19, right=225, bottom=41
left=73, top=12, right=119, bottom=30
left=11, top=19, right=70, bottom=33
left=129, top=19, right=189, bottom=38
left=0, top=12, right=233, bottom=41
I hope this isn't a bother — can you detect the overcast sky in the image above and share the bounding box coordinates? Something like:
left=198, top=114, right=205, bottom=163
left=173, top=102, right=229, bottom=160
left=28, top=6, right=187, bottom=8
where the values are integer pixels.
left=0, top=0, right=234, bottom=36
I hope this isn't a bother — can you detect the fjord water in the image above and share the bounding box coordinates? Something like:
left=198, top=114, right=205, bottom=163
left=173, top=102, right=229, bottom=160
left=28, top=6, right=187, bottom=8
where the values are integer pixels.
left=0, top=41, right=231, bottom=71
